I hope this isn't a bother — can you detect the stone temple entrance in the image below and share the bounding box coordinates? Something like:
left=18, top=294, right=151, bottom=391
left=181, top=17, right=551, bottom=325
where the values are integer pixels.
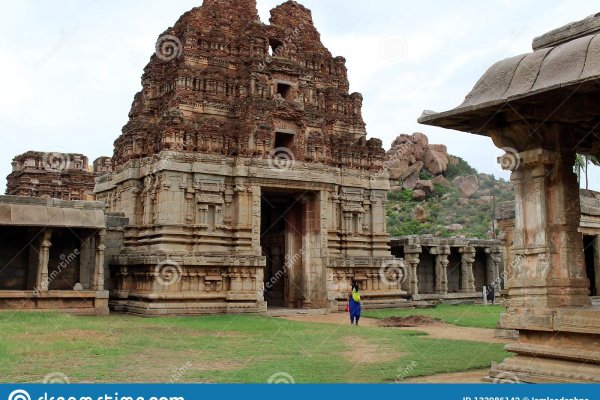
left=261, top=190, right=323, bottom=309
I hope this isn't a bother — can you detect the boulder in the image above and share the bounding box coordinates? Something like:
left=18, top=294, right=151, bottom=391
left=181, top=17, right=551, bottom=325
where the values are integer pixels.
left=390, top=185, right=404, bottom=193
left=432, top=174, right=451, bottom=188
left=387, top=159, right=410, bottom=181
left=413, top=205, right=427, bottom=222
left=385, top=132, right=449, bottom=185
left=415, top=180, right=434, bottom=194
left=402, top=171, right=420, bottom=190
left=412, top=189, right=427, bottom=201
left=412, top=144, right=428, bottom=161
left=412, top=132, right=429, bottom=146
left=446, top=224, right=463, bottom=232
left=424, top=147, right=449, bottom=175
left=428, top=144, right=447, bottom=153
left=454, top=175, right=479, bottom=198
left=406, top=161, right=424, bottom=180
left=477, top=195, right=494, bottom=205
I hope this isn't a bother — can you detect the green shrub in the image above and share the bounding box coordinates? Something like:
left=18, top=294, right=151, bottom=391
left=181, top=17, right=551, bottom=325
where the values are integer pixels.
left=446, top=156, right=477, bottom=180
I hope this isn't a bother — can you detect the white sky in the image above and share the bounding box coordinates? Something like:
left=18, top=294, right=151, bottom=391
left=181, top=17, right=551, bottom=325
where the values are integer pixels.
left=1, top=0, right=600, bottom=192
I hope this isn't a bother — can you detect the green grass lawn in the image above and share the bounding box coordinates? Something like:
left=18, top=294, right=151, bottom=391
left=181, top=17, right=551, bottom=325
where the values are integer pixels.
left=362, top=304, right=505, bottom=329
left=0, top=311, right=509, bottom=383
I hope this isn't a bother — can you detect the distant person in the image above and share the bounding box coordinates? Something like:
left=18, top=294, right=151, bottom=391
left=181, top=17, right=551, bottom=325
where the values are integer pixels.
left=347, top=280, right=362, bottom=326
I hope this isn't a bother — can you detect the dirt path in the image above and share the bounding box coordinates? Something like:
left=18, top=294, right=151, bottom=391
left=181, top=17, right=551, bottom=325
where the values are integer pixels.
left=403, top=369, right=490, bottom=383
left=278, top=313, right=509, bottom=344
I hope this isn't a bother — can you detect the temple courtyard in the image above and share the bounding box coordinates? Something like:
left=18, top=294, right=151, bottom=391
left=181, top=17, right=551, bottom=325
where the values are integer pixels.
left=0, top=305, right=508, bottom=383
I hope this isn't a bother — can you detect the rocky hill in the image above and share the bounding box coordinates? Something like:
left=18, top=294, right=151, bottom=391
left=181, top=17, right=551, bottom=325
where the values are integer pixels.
left=385, top=133, right=514, bottom=239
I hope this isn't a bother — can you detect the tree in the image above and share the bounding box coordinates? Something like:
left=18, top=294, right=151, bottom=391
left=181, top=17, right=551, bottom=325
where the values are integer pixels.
left=574, top=154, right=600, bottom=190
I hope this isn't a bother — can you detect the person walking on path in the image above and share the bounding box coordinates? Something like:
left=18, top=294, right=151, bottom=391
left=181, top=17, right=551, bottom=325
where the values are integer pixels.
left=347, top=280, right=362, bottom=326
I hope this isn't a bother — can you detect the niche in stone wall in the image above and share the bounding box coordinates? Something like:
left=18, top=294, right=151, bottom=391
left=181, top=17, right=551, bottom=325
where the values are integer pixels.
left=274, top=131, right=294, bottom=151
left=306, top=130, right=325, bottom=162
left=340, top=188, right=366, bottom=235
left=276, top=83, right=291, bottom=100
left=352, top=213, right=360, bottom=235
left=193, top=178, right=225, bottom=231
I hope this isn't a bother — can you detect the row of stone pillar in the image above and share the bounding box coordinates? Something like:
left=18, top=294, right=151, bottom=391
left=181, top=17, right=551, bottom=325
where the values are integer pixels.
left=403, top=241, right=502, bottom=299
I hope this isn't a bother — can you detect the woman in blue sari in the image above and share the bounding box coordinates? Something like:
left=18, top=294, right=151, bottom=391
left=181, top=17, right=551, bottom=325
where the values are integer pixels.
left=347, top=280, right=361, bottom=326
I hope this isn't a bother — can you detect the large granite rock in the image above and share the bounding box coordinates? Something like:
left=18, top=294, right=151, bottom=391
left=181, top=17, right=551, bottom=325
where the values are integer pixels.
left=385, top=133, right=449, bottom=197
left=453, top=175, right=479, bottom=198
left=385, top=133, right=449, bottom=179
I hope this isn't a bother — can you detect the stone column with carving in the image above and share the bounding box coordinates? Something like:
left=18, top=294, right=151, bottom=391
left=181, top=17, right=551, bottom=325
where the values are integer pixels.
left=500, top=148, right=588, bottom=309
left=37, top=229, right=53, bottom=292
left=485, top=245, right=503, bottom=289
left=488, top=146, right=594, bottom=383
left=459, top=246, right=476, bottom=293
left=93, top=230, right=107, bottom=291
left=430, top=245, right=450, bottom=295
left=403, top=237, right=422, bottom=299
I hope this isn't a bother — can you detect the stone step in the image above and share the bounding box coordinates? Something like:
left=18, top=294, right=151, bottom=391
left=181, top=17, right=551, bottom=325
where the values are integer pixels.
left=266, top=307, right=329, bottom=317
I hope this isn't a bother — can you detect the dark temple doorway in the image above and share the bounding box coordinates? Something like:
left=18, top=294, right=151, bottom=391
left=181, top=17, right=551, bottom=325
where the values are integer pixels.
left=260, top=189, right=321, bottom=309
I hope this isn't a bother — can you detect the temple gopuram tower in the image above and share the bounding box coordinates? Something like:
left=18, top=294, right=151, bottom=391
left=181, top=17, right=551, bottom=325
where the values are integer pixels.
left=95, top=0, right=406, bottom=315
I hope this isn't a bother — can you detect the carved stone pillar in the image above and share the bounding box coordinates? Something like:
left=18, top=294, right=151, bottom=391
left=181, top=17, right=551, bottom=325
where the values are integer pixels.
left=485, top=245, right=503, bottom=289
left=93, top=230, right=106, bottom=291
left=430, top=245, right=450, bottom=295
left=403, top=238, right=422, bottom=299
left=37, top=229, right=53, bottom=292
left=459, top=246, right=476, bottom=293
left=503, top=149, right=588, bottom=309
left=489, top=147, right=594, bottom=383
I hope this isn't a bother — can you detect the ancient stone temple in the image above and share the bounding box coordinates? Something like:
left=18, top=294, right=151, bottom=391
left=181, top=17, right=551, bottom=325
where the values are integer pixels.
left=420, top=13, right=600, bottom=382
left=7, top=151, right=97, bottom=201
left=95, top=0, right=406, bottom=315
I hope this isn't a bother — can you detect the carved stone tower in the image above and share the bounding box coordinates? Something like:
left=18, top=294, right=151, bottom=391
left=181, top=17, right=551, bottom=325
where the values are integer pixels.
left=95, top=0, right=406, bottom=315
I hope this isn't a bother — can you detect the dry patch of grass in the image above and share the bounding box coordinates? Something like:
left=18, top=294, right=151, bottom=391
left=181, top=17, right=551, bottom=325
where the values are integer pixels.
left=342, top=336, right=401, bottom=364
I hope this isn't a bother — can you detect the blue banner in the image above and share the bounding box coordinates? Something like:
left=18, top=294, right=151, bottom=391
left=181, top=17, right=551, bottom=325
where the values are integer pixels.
left=1, top=384, right=600, bottom=400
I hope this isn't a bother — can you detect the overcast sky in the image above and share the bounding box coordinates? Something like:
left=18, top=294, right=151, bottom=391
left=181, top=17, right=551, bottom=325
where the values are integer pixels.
left=1, top=0, right=600, bottom=192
